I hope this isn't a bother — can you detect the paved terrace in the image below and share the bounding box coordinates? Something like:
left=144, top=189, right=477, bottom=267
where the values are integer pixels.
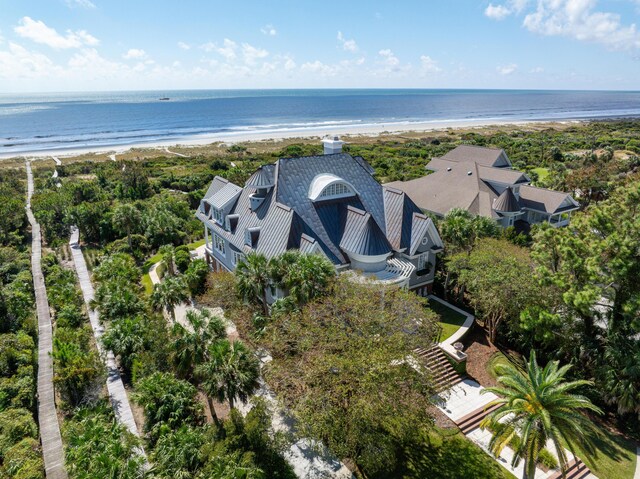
left=26, top=161, right=68, bottom=479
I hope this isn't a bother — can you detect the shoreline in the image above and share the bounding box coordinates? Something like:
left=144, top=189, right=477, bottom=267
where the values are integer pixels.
left=1, top=117, right=584, bottom=160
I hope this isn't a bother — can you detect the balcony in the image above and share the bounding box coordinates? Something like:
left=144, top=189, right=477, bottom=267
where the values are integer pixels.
left=349, top=256, right=416, bottom=288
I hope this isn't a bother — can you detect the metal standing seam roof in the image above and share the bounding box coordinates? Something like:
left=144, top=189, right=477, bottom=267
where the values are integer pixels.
left=203, top=176, right=229, bottom=199
left=198, top=152, right=443, bottom=266
left=206, top=182, right=243, bottom=209
left=339, top=206, right=392, bottom=256
left=245, top=165, right=275, bottom=188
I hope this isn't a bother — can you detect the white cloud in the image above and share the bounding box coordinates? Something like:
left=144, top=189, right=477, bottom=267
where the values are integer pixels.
left=123, top=48, right=146, bottom=60
left=0, top=42, right=59, bottom=78
left=65, top=0, right=96, bottom=8
left=378, top=49, right=400, bottom=67
left=420, top=55, right=442, bottom=73
left=214, top=38, right=237, bottom=60
left=301, top=60, right=338, bottom=76
left=177, top=41, right=190, bottom=50
left=0, top=30, right=4, bottom=45
left=283, top=56, right=296, bottom=71
left=485, top=0, right=529, bottom=20
left=530, top=66, right=545, bottom=73
left=14, top=17, right=99, bottom=49
left=260, top=24, right=277, bottom=36
left=485, top=4, right=512, bottom=20
left=242, top=43, right=268, bottom=65
left=497, top=63, right=518, bottom=74
left=523, top=0, right=640, bottom=51
left=337, top=31, right=358, bottom=52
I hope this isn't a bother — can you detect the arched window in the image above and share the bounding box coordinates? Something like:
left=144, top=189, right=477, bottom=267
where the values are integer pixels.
left=308, top=174, right=357, bottom=201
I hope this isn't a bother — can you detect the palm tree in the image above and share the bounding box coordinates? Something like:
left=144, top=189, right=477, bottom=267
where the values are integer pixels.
left=281, top=253, right=335, bottom=306
left=480, top=352, right=602, bottom=479
left=235, top=252, right=271, bottom=315
left=159, top=244, right=177, bottom=277
left=172, top=309, right=226, bottom=379
left=151, top=276, right=188, bottom=324
left=196, top=339, right=260, bottom=410
left=112, top=203, right=142, bottom=251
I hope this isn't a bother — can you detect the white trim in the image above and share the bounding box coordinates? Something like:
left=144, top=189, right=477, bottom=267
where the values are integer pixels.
left=308, top=173, right=358, bottom=201
left=213, top=233, right=226, bottom=257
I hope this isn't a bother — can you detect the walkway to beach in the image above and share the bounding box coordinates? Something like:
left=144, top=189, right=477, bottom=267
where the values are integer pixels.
left=68, top=228, right=147, bottom=459
left=25, top=161, right=68, bottom=479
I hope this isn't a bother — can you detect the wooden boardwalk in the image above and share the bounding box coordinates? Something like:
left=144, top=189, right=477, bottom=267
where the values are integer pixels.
left=68, top=228, right=147, bottom=458
left=25, top=161, right=68, bottom=479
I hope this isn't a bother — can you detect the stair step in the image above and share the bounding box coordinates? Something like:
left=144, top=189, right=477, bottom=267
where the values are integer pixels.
left=456, top=402, right=502, bottom=434
left=548, top=459, right=591, bottom=479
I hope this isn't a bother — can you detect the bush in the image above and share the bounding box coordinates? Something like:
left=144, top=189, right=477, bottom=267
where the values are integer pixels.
left=1, top=438, right=43, bottom=479
left=0, top=409, right=37, bottom=459
left=174, top=249, right=191, bottom=274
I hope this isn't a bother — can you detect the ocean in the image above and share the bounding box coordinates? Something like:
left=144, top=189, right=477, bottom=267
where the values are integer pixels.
left=1, top=89, right=640, bottom=156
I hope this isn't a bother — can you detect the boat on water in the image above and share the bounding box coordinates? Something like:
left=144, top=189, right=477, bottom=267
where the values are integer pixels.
left=159, top=97, right=170, bottom=101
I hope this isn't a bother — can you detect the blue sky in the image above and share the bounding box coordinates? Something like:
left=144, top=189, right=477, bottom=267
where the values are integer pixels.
left=0, top=0, right=639, bottom=91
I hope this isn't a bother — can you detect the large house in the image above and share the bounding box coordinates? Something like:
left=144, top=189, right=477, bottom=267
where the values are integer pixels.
left=387, top=145, right=579, bottom=229
left=196, top=141, right=443, bottom=296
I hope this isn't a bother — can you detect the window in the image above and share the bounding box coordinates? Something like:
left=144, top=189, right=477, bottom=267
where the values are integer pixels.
left=417, top=253, right=429, bottom=271
left=319, top=182, right=352, bottom=199
left=421, top=236, right=429, bottom=246
left=212, top=207, right=224, bottom=224
left=232, top=251, right=244, bottom=265
left=213, top=233, right=225, bottom=256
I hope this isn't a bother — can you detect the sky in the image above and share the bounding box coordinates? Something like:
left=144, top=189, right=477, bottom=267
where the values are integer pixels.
left=0, top=0, right=640, bottom=92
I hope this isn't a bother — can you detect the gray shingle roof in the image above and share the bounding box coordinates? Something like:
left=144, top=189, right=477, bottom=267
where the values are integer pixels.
left=388, top=145, right=576, bottom=220
left=518, top=185, right=579, bottom=214
left=493, top=187, right=521, bottom=213
left=441, top=145, right=511, bottom=167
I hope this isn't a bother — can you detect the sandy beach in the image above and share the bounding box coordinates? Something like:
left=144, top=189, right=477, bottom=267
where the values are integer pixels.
left=0, top=117, right=580, bottom=161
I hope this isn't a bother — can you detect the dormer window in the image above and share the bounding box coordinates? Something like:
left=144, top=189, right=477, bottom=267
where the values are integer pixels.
left=320, top=182, right=352, bottom=199
left=245, top=227, right=260, bottom=248
left=308, top=174, right=357, bottom=201
left=212, top=207, right=224, bottom=225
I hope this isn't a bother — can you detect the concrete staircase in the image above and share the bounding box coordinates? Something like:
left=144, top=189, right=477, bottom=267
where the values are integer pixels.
left=454, top=402, right=501, bottom=435
left=548, top=458, right=591, bottom=479
left=415, top=346, right=464, bottom=393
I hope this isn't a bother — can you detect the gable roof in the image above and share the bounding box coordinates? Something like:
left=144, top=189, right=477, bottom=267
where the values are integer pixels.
left=441, top=145, right=511, bottom=167
left=206, top=181, right=242, bottom=209
left=518, top=185, right=579, bottom=214
left=387, top=145, right=577, bottom=220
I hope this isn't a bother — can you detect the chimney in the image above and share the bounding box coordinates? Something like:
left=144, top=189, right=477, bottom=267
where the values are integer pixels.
left=322, top=135, right=344, bottom=155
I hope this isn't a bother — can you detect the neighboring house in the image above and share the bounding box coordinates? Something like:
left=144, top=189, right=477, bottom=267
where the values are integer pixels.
left=386, top=145, right=579, bottom=229
left=196, top=141, right=443, bottom=296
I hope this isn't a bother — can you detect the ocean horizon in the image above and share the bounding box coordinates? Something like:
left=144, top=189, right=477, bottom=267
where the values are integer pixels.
left=2, top=88, right=640, bottom=156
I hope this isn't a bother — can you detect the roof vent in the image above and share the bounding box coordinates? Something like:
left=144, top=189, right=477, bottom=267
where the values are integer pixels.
left=467, top=171, right=472, bottom=176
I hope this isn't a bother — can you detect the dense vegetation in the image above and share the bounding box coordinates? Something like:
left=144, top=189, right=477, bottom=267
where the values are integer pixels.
left=0, top=169, right=43, bottom=479
left=5, top=119, right=640, bottom=478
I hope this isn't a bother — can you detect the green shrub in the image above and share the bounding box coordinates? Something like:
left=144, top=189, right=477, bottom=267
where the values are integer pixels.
left=1, top=437, right=43, bottom=479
